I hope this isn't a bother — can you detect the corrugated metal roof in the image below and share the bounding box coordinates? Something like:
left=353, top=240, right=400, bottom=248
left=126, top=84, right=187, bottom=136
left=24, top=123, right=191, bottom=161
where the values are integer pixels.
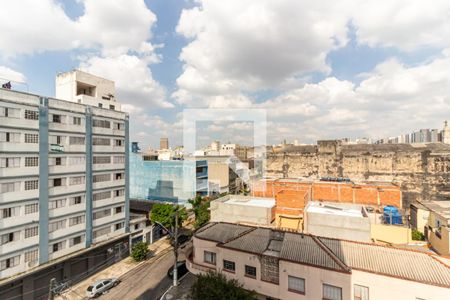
left=195, top=223, right=450, bottom=287
left=195, top=223, right=252, bottom=243
left=281, top=233, right=347, bottom=272
left=223, top=228, right=272, bottom=254
left=319, top=237, right=450, bottom=287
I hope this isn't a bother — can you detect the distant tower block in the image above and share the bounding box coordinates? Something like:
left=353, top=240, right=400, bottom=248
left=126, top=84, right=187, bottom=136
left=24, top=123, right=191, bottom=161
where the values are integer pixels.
left=160, top=137, right=169, bottom=150
left=443, top=121, right=450, bottom=144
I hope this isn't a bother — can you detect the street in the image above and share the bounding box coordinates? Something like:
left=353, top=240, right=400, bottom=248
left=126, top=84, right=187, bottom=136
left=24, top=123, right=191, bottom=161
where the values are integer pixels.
left=100, top=248, right=187, bottom=300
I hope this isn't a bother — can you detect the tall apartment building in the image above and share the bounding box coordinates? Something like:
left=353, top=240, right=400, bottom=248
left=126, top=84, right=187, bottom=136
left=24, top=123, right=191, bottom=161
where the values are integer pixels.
left=0, top=70, right=129, bottom=280
left=160, top=137, right=169, bottom=150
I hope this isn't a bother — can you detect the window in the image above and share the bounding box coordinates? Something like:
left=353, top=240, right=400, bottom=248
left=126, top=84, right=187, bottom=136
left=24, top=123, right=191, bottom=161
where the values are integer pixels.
left=93, top=226, right=111, bottom=239
left=109, top=105, right=115, bottom=110
left=115, top=172, right=124, bottom=180
left=70, top=235, right=84, bottom=247
left=69, top=156, right=85, bottom=165
left=223, top=260, right=235, bottom=272
left=93, top=137, right=110, bottom=145
left=69, top=215, right=85, bottom=226
left=114, top=206, right=123, bottom=214
left=52, top=178, right=63, bottom=187
left=98, top=103, right=103, bottom=108
left=24, top=250, right=38, bottom=263
left=50, top=241, right=65, bottom=253
left=114, top=122, right=124, bottom=130
left=0, top=256, right=20, bottom=271
left=25, top=157, right=39, bottom=167
left=245, top=265, right=257, bottom=278
left=93, top=156, right=111, bottom=164
left=55, top=157, right=62, bottom=166
left=25, top=226, right=38, bottom=238
left=114, top=189, right=124, bottom=197
left=72, top=117, right=81, bottom=125
left=115, top=139, right=123, bottom=146
left=25, top=180, right=39, bottom=190
left=1, top=231, right=20, bottom=245
left=288, top=276, right=305, bottom=294
left=204, top=251, right=216, bottom=265
left=25, top=133, right=38, bottom=143
left=93, top=209, right=111, bottom=220
left=115, top=222, right=124, bottom=231
left=25, top=203, right=38, bottom=214
left=93, top=119, right=110, bottom=128
left=69, top=176, right=85, bottom=186
left=113, top=156, right=125, bottom=164
left=69, top=136, right=85, bottom=145
left=93, top=173, right=110, bottom=183
left=25, top=110, right=39, bottom=120
left=0, top=157, right=20, bottom=168
left=70, top=196, right=83, bottom=205
left=49, top=199, right=66, bottom=210
left=1, top=207, right=19, bottom=218
left=52, top=114, right=61, bottom=123
left=49, top=220, right=66, bottom=232
left=354, top=285, right=369, bottom=300
left=93, top=191, right=111, bottom=201
left=1, top=182, right=20, bottom=193
left=0, top=107, right=20, bottom=118
left=0, top=132, right=20, bottom=142
left=323, top=284, right=342, bottom=300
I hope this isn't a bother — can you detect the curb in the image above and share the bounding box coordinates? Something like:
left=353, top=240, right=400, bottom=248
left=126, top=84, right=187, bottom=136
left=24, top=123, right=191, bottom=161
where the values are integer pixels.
left=159, top=272, right=190, bottom=300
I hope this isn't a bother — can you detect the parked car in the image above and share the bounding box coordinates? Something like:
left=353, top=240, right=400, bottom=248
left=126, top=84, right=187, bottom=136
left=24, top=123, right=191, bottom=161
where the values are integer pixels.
left=86, top=278, right=120, bottom=298
left=167, top=261, right=188, bottom=279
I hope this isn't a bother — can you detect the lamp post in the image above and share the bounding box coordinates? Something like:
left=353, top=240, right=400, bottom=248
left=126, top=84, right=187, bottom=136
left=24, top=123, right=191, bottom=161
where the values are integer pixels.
left=153, top=208, right=179, bottom=287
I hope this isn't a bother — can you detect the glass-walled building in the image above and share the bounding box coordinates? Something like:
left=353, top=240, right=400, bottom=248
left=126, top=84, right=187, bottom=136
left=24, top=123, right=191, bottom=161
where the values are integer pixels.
left=130, top=152, right=208, bottom=205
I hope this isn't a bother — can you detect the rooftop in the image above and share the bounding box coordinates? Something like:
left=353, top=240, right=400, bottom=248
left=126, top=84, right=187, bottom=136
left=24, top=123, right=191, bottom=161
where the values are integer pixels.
left=306, top=201, right=366, bottom=218
left=224, top=195, right=275, bottom=208
left=420, top=201, right=450, bottom=222
left=196, top=222, right=450, bottom=288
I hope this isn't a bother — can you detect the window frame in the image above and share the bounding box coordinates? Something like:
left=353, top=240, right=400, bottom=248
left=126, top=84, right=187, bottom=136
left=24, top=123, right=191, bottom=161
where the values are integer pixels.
left=223, top=259, right=236, bottom=273
left=323, top=283, right=342, bottom=300
left=288, top=275, right=306, bottom=295
left=203, top=251, right=216, bottom=265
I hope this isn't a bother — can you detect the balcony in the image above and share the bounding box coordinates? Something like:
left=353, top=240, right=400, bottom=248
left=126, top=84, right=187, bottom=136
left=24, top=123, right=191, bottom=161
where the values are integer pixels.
left=93, top=212, right=125, bottom=228
left=0, top=166, right=39, bottom=178
left=93, top=196, right=124, bottom=209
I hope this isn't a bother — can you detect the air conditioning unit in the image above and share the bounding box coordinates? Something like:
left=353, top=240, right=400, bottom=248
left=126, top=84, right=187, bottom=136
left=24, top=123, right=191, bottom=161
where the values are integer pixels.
left=26, top=260, right=37, bottom=268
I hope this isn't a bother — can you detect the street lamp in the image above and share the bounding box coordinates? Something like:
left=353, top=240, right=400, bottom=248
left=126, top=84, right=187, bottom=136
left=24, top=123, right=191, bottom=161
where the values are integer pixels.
left=153, top=209, right=179, bottom=287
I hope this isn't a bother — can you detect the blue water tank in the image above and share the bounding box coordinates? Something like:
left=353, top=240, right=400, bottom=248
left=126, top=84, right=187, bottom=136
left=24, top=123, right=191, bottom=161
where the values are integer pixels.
left=383, top=206, right=402, bottom=225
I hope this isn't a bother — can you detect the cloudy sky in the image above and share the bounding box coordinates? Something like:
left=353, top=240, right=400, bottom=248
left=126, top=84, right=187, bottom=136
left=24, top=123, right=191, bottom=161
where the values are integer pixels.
left=1, top=0, right=450, bottom=149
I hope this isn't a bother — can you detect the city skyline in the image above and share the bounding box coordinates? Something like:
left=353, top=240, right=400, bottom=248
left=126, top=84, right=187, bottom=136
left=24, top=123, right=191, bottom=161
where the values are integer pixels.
left=1, top=1, right=450, bottom=149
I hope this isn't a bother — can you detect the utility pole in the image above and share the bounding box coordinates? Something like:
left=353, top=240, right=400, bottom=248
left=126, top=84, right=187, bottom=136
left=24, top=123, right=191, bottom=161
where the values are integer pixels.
left=48, top=278, right=56, bottom=300
left=173, top=208, right=179, bottom=287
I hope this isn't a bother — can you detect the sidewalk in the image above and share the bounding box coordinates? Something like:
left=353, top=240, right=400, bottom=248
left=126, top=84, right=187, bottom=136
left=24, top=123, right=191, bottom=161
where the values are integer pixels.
left=160, top=273, right=197, bottom=300
left=58, top=237, right=172, bottom=300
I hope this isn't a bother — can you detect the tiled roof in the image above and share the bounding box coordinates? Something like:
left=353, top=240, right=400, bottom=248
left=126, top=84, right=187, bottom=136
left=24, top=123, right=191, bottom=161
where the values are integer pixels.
left=195, top=223, right=252, bottom=243
left=319, top=237, right=450, bottom=287
left=195, top=222, right=450, bottom=287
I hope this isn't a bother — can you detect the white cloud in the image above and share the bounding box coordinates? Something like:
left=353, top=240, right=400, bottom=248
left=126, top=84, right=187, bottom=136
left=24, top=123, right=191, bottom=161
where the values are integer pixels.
left=260, top=51, right=450, bottom=142
left=352, top=0, right=450, bottom=51
left=79, top=54, right=171, bottom=109
left=0, top=66, right=26, bottom=83
left=174, top=0, right=351, bottom=105
left=0, top=0, right=155, bottom=56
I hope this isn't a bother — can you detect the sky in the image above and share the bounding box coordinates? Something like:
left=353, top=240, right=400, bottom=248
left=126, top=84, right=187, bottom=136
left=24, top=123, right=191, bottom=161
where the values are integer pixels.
left=1, top=0, right=450, bottom=149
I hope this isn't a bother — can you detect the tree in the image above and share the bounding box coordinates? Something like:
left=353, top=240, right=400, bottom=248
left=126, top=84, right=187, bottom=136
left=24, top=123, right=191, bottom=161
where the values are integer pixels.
left=131, top=242, right=149, bottom=262
left=150, top=203, right=187, bottom=229
left=412, top=229, right=425, bottom=241
left=190, top=272, right=257, bottom=300
left=188, top=195, right=211, bottom=229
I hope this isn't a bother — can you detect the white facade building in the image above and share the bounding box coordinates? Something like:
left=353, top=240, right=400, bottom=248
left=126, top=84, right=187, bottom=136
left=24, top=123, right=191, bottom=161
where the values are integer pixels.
left=0, top=70, right=129, bottom=279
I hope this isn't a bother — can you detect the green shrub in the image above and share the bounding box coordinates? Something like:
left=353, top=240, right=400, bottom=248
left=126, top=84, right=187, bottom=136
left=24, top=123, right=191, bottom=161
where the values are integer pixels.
left=412, top=229, right=425, bottom=241
left=131, top=242, right=149, bottom=262
left=190, top=271, right=257, bottom=300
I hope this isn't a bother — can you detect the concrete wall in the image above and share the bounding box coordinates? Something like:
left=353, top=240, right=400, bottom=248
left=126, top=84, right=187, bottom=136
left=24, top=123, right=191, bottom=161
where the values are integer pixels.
left=352, top=269, right=450, bottom=300
left=207, top=163, right=230, bottom=192
left=210, top=198, right=273, bottom=226
left=265, top=141, right=450, bottom=206
left=370, top=224, right=412, bottom=244
left=305, top=212, right=371, bottom=242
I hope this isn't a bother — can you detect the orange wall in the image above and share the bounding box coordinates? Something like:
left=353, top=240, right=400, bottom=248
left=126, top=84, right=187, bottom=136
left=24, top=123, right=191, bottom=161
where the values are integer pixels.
left=252, top=180, right=402, bottom=210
